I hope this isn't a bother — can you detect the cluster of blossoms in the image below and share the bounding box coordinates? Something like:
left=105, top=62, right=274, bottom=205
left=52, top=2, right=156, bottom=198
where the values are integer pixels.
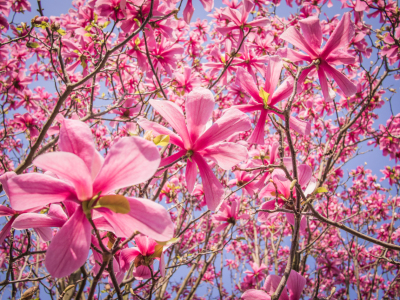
left=0, top=0, right=399, bottom=299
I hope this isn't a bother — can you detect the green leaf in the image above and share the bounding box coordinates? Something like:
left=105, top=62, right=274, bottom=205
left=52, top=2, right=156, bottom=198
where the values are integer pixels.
left=156, top=237, right=180, bottom=246
left=57, top=28, right=66, bottom=36
left=315, top=187, right=328, bottom=194
left=150, top=244, right=164, bottom=258
left=259, top=87, right=270, bottom=109
left=153, top=134, right=170, bottom=147
left=95, top=195, right=130, bottom=214
left=26, top=42, right=39, bottom=48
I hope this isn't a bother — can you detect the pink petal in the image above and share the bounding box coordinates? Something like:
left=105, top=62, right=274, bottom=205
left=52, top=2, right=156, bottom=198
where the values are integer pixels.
left=135, top=235, right=157, bottom=256
left=93, top=137, right=160, bottom=195
left=317, top=68, right=332, bottom=101
left=133, top=265, right=152, bottom=280
left=12, top=213, right=66, bottom=230
left=59, top=119, right=97, bottom=176
left=200, top=142, right=248, bottom=170
left=48, top=204, right=68, bottom=221
left=100, top=197, right=174, bottom=241
left=186, top=88, right=215, bottom=144
left=280, top=26, right=317, bottom=58
left=285, top=213, right=307, bottom=235
left=119, top=247, right=141, bottom=271
left=247, top=18, right=270, bottom=27
left=7, top=174, right=76, bottom=211
left=270, top=77, right=295, bottom=107
left=199, top=0, right=213, bottom=11
left=321, top=12, right=355, bottom=59
left=45, top=207, right=91, bottom=278
left=33, top=152, right=93, bottom=201
left=298, top=17, right=322, bottom=49
left=287, top=270, right=306, bottom=300
left=0, top=205, right=15, bottom=216
left=264, top=274, right=289, bottom=300
left=233, top=104, right=264, bottom=113
left=235, top=67, right=263, bottom=103
left=0, top=218, right=14, bottom=244
left=34, top=227, right=54, bottom=242
left=321, top=63, right=357, bottom=97
left=149, top=100, right=190, bottom=149
left=192, top=153, right=224, bottom=211
left=215, top=222, right=229, bottom=232
left=273, top=174, right=291, bottom=199
left=186, top=158, right=197, bottom=193
left=264, top=56, right=283, bottom=95
left=297, top=164, right=312, bottom=187
left=138, top=118, right=185, bottom=149
left=194, top=109, right=251, bottom=151
left=277, top=48, right=311, bottom=63
left=248, top=110, right=268, bottom=145
left=0, top=171, right=17, bottom=196
left=241, top=289, right=271, bottom=300
left=258, top=200, right=276, bottom=222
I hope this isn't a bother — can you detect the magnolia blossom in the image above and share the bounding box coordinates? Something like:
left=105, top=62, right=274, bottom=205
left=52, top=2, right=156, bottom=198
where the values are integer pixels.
left=5, top=119, right=174, bottom=277
left=233, top=56, right=311, bottom=144
left=279, top=12, right=357, bottom=101
left=212, top=199, right=249, bottom=232
left=139, top=87, right=251, bottom=210
left=242, top=270, right=306, bottom=300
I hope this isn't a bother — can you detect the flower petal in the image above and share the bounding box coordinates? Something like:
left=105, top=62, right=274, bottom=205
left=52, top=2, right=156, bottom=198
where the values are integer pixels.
left=280, top=26, right=317, bottom=57
left=0, top=205, right=15, bottom=216
left=149, top=100, right=191, bottom=149
left=192, top=153, right=224, bottom=211
left=241, top=289, right=271, bottom=300
left=287, top=270, right=306, bottom=300
left=321, top=12, right=355, bottom=59
left=7, top=174, right=76, bottom=211
left=0, top=218, right=14, bottom=244
left=45, top=207, right=91, bottom=278
left=186, top=88, right=215, bottom=144
left=100, top=197, right=174, bottom=241
left=186, top=158, right=197, bottom=194
left=194, top=109, right=251, bottom=151
left=298, top=17, right=322, bottom=49
left=264, top=56, right=283, bottom=95
left=248, top=110, right=268, bottom=145
left=138, top=118, right=185, bottom=149
left=33, top=152, right=93, bottom=201
left=93, top=137, right=160, bottom=195
left=12, top=213, right=66, bottom=230
left=59, top=119, right=96, bottom=175
left=264, top=274, right=289, bottom=300
left=235, top=67, right=263, bottom=103
left=321, top=62, right=357, bottom=97
left=200, top=142, right=248, bottom=170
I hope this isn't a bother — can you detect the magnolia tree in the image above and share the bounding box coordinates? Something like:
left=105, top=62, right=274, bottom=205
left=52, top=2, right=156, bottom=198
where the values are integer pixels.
left=0, top=0, right=399, bottom=299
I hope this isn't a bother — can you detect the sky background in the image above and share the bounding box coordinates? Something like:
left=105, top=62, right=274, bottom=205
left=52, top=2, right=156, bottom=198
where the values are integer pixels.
left=2, top=0, right=400, bottom=298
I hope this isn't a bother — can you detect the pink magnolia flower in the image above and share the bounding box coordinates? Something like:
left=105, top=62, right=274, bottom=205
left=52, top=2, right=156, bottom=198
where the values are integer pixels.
left=212, top=199, right=249, bottom=232
left=120, top=235, right=172, bottom=280
left=244, top=261, right=268, bottom=285
left=173, top=67, right=201, bottom=95
left=258, top=164, right=316, bottom=234
left=279, top=13, right=357, bottom=101
left=216, top=0, right=269, bottom=45
left=5, top=119, right=174, bottom=277
left=13, top=113, right=39, bottom=138
left=233, top=56, right=310, bottom=144
left=242, top=270, right=306, bottom=300
left=139, top=88, right=251, bottom=210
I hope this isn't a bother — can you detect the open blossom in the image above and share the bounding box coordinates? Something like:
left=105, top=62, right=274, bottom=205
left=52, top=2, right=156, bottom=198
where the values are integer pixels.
left=120, top=235, right=174, bottom=280
left=258, top=164, right=316, bottom=234
left=212, top=199, right=249, bottom=232
left=242, top=270, right=306, bottom=300
left=279, top=12, right=357, bottom=101
left=5, top=119, right=174, bottom=277
left=139, top=87, right=251, bottom=210
left=233, top=56, right=311, bottom=144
